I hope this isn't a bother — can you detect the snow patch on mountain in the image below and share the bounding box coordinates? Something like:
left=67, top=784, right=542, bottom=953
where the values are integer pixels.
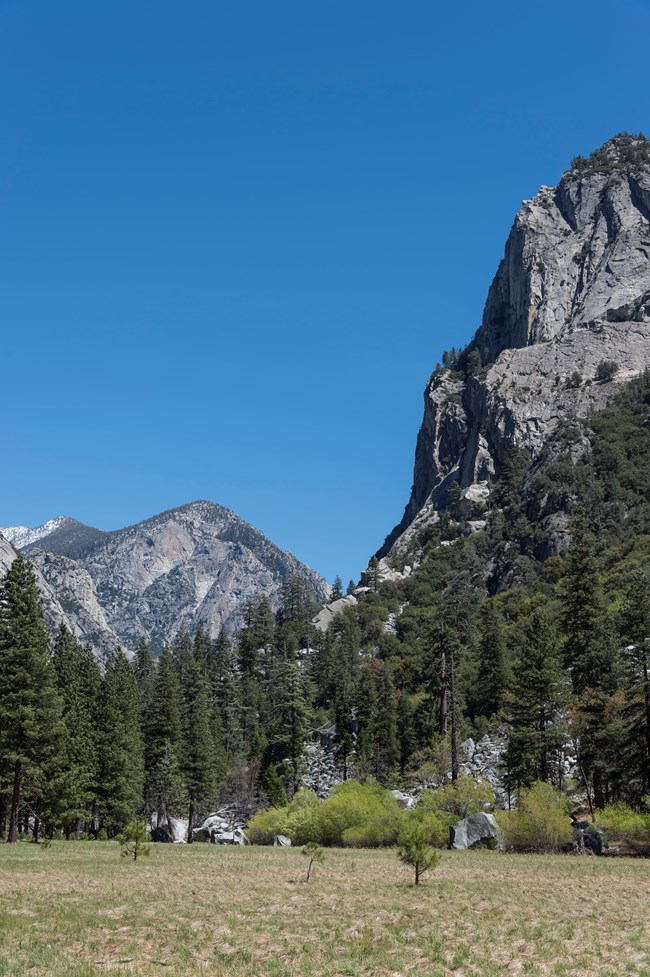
left=0, top=517, right=71, bottom=550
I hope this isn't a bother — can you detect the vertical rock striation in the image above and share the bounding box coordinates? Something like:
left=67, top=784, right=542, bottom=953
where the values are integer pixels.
left=381, top=135, right=650, bottom=560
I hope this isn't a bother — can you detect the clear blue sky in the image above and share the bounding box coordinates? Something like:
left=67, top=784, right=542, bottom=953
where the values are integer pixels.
left=1, top=0, right=648, bottom=584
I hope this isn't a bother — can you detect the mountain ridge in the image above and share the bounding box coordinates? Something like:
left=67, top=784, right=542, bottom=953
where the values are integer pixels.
left=2, top=500, right=329, bottom=658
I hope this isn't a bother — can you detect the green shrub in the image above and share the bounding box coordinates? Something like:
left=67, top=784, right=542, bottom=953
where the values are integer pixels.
left=246, top=805, right=289, bottom=845
left=418, top=774, right=495, bottom=819
left=410, top=809, right=455, bottom=847
left=247, top=789, right=323, bottom=845
left=321, top=781, right=401, bottom=847
left=595, top=359, right=619, bottom=382
left=284, top=789, right=324, bottom=844
left=597, top=800, right=650, bottom=848
left=496, top=782, right=571, bottom=852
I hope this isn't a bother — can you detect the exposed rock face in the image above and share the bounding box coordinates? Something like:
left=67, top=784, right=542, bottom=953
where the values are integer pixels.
left=460, top=732, right=509, bottom=809
left=3, top=501, right=329, bottom=658
left=312, top=594, right=358, bottom=632
left=450, top=812, right=500, bottom=850
left=381, top=135, right=650, bottom=559
left=0, top=534, right=79, bottom=642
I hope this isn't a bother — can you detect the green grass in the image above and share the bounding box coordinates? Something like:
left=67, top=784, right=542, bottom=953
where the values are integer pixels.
left=0, top=842, right=648, bottom=976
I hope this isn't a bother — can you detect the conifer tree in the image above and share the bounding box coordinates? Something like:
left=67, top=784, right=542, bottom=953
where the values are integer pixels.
left=51, top=624, right=101, bottom=836
left=132, top=637, right=155, bottom=687
left=561, top=523, right=618, bottom=807
left=475, top=600, right=509, bottom=719
left=373, top=663, right=399, bottom=781
left=238, top=596, right=274, bottom=677
left=0, top=556, right=65, bottom=842
left=619, top=571, right=650, bottom=797
left=172, top=629, right=194, bottom=687
left=397, top=689, right=415, bottom=775
left=354, top=663, right=377, bottom=767
left=142, top=647, right=184, bottom=825
left=333, top=679, right=354, bottom=780
left=266, top=638, right=313, bottom=794
left=503, top=609, right=569, bottom=793
left=331, top=576, right=343, bottom=600
left=181, top=660, right=218, bottom=841
left=96, top=648, right=145, bottom=835
left=209, top=630, right=243, bottom=761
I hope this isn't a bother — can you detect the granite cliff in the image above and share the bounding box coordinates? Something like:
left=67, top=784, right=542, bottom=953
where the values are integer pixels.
left=381, top=134, right=650, bottom=562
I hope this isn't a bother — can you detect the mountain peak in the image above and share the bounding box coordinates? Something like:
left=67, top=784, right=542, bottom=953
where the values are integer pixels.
left=568, top=131, right=650, bottom=179
left=1, top=517, right=76, bottom=550
left=381, top=133, right=650, bottom=560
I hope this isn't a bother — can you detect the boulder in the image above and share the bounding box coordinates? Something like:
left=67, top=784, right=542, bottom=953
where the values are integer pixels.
left=150, top=826, right=173, bottom=843
left=450, top=812, right=500, bottom=850
left=192, top=813, right=230, bottom=843
left=391, top=789, right=416, bottom=810
left=273, top=835, right=292, bottom=847
left=210, top=828, right=249, bottom=846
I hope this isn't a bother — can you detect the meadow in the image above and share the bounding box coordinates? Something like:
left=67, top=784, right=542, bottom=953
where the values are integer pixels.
left=0, top=842, right=648, bottom=977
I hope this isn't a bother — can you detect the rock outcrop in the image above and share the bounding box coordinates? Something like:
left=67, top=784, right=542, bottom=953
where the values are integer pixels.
left=381, top=134, right=650, bottom=560
left=450, top=812, right=500, bottom=850
left=2, top=501, right=329, bottom=658
left=312, top=594, right=358, bottom=631
left=0, top=533, right=80, bottom=642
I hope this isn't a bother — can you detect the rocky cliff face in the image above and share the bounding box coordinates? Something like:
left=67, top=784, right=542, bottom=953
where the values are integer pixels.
left=381, top=135, right=650, bottom=560
left=0, top=533, right=81, bottom=640
left=3, top=501, right=329, bottom=658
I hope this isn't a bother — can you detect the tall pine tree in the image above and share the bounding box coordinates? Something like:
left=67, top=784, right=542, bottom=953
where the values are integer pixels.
left=0, top=556, right=65, bottom=842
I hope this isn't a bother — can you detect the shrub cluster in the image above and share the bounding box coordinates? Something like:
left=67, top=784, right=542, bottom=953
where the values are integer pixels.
left=247, top=781, right=403, bottom=847
left=596, top=799, right=650, bottom=852
left=248, top=774, right=496, bottom=849
left=495, top=782, right=571, bottom=852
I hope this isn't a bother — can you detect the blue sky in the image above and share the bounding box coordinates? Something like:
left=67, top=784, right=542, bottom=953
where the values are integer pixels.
left=1, top=0, right=648, bottom=584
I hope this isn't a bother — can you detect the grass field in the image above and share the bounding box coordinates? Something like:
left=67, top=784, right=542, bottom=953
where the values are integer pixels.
left=0, top=842, right=648, bottom=977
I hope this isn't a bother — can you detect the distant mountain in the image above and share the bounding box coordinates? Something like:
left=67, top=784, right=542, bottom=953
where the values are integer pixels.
left=2, top=517, right=107, bottom=559
left=2, top=501, right=329, bottom=658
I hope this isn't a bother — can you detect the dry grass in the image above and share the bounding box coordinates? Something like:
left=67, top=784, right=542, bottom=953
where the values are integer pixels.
left=0, top=842, right=649, bottom=976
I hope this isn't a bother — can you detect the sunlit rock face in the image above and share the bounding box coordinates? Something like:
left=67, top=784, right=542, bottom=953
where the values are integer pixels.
left=4, top=501, right=329, bottom=660
left=381, top=135, right=650, bottom=560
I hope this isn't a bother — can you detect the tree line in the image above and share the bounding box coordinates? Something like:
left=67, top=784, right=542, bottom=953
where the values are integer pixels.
left=3, top=373, right=650, bottom=841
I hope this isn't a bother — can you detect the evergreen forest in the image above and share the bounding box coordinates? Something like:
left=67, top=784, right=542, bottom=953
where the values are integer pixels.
left=2, top=372, right=650, bottom=842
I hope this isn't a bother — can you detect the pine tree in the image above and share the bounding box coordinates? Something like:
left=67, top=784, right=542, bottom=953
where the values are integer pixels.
left=132, top=637, right=155, bottom=687
left=619, top=571, right=650, bottom=798
left=354, top=663, right=377, bottom=767
left=209, top=630, right=243, bottom=762
left=503, top=609, right=569, bottom=794
left=397, top=689, right=415, bottom=775
left=51, top=624, right=101, bottom=836
left=181, top=660, right=218, bottom=841
left=333, top=679, right=354, bottom=780
left=266, top=639, right=313, bottom=795
left=475, top=600, right=509, bottom=719
left=142, top=648, right=184, bottom=825
left=96, top=648, right=145, bottom=835
left=238, top=596, right=274, bottom=677
left=0, top=556, right=65, bottom=842
left=373, top=663, right=399, bottom=781
left=561, top=523, right=618, bottom=807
